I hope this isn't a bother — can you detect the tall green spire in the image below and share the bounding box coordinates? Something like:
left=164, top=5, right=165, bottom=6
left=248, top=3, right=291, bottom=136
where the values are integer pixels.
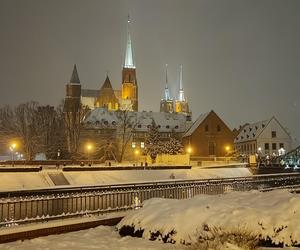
left=124, top=15, right=135, bottom=68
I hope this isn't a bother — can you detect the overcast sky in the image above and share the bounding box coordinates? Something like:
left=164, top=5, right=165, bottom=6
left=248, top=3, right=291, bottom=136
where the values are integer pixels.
left=0, top=0, right=300, bottom=140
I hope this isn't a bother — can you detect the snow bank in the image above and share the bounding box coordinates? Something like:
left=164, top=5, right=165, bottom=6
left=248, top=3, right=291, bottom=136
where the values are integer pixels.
left=64, top=167, right=251, bottom=186
left=117, top=190, right=300, bottom=247
left=0, top=167, right=251, bottom=191
left=1, top=226, right=173, bottom=250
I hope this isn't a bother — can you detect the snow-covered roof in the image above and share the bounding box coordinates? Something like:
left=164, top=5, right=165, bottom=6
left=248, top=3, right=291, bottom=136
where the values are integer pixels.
left=84, top=108, right=188, bottom=133
left=183, top=112, right=210, bottom=137
left=234, top=118, right=270, bottom=143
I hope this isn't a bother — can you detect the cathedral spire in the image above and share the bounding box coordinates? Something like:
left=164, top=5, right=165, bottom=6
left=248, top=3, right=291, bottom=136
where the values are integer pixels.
left=70, top=64, right=80, bottom=84
left=124, top=15, right=135, bottom=69
left=178, top=65, right=185, bottom=101
left=164, top=64, right=172, bottom=101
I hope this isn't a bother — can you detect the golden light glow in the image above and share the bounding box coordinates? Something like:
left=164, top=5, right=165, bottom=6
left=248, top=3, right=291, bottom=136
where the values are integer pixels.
left=134, top=149, right=139, bottom=155
left=10, top=142, right=17, bottom=151
left=187, top=147, right=192, bottom=154
left=225, top=146, right=230, bottom=151
left=86, top=143, right=93, bottom=151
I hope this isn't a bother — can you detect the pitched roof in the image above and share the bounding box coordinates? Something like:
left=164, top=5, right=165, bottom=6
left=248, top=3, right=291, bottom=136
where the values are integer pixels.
left=183, top=112, right=210, bottom=137
left=234, top=119, right=271, bottom=143
left=101, top=76, right=113, bottom=89
left=83, top=108, right=188, bottom=133
left=70, top=64, right=80, bottom=84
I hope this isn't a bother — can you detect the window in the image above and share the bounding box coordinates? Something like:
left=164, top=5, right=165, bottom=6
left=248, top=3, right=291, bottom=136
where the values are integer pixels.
left=279, top=143, right=284, bottom=149
left=217, top=125, right=221, bottom=132
left=271, top=131, right=276, bottom=138
left=264, top=143, right=269, bottom=150
left=205, top=125, right=209, bottom=132
left=272, top=143, right=277, bottom=150
left=131, top=142, right=136, bottom=148
left=140, top=142, right=145, bottom=149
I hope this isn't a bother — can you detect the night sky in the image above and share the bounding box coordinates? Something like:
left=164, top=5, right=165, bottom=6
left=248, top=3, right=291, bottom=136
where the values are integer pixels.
left=1, top=0, right=300, bottom=140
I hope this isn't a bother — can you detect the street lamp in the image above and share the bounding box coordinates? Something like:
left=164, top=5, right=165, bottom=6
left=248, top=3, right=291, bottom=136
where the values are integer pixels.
left=9, top=143, right=17, bottom=167
left=134, top=149, right=139, bottom=166
left=86, top=143, right=93, bottom=166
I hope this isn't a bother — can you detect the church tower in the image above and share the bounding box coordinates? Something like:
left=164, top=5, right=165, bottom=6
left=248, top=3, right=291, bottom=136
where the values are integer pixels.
left=64, top=64, right=82, bottom=153
left=160, top=64, right=174, bottom=113
left=121, top=16, right=138, bottom=111
left=175, top=65, right=189, bottom=114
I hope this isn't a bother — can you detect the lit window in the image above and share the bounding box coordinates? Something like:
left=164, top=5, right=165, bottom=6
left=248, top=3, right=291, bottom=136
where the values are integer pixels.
left=141, top=142, right=145, bottom=148
left=131, top=142, right=136, bottom=148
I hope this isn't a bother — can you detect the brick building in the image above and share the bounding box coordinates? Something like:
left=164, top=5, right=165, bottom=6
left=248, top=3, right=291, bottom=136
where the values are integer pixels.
left=182, top=110, right=234, bottom=157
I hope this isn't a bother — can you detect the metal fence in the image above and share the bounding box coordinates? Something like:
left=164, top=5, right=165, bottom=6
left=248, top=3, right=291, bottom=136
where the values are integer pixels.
left=1, top=173, right=300, bottom=227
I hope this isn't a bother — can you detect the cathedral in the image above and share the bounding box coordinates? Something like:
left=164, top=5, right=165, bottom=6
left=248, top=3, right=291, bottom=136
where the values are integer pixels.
left=65, top=16, right=190, bottom=116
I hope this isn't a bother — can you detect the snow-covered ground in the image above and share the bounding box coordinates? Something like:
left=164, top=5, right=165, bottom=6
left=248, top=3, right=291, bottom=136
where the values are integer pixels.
left=0, top=225, right=298, bottom=250
left=0, top=226, right=175, bottom=250
left=117, top=190, right=300, bottom=247
left=0, top=167, right=251, bottom=191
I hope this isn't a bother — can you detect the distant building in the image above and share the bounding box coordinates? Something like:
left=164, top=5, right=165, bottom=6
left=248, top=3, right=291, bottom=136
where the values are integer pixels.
left=79, top=108, right=192, bottom=159
left=234, top=116, right=292, bottom=156
left=160, top=65, right=190, bottom=116
left=182, top=110, right=234, bottom=157
left=80, top=16, right=138, bottom=112
left=160, top=64, right=174, bottom=113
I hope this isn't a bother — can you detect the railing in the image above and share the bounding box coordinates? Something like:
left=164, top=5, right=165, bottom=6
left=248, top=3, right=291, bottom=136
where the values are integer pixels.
left=0, top=173, right=300, bottom=227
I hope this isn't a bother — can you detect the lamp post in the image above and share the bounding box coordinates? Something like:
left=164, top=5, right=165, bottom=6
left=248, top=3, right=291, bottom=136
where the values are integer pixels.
left=134, top=149, right=139, bottom=166
left=10, top=143, right=16, bottom=167
left=86, top=144, right=92, bottom=166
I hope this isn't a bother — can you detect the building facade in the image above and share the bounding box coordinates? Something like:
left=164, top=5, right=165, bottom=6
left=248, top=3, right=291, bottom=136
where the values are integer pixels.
left=79, top=108, right=192, bottom=160
left=182, top=110, right=234, bottom=157
left=234, top=116, right=292, bottom=156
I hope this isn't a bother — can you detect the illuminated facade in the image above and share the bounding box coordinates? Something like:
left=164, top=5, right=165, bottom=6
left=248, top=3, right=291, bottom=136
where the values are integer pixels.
left=81, top=16, right=138, bottom=111
left=160, top=64, right=174, bottom=113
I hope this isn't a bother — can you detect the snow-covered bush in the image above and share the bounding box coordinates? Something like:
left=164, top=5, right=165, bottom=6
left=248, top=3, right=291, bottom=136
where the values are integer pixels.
left=117, top=190, right=300, bottom=248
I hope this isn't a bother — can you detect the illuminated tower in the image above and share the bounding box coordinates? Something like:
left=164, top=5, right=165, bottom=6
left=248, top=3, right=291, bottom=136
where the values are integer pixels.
left=121, top=15, right=138, bottom=111
left=175, top=65, right=189, bottom=114
left=160, top=64, right=174, bottom=113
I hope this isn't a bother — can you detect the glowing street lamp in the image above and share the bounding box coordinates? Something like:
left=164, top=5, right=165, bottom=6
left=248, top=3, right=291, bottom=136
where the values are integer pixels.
left=9, top=143, right=17, bottom=167
left=86, top=143, right=93, bottom=165
left=134, top=149, right=139, bottom=166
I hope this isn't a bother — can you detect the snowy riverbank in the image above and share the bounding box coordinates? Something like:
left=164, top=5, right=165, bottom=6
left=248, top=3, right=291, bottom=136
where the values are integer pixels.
left=0, top=166, right=250, bottom=191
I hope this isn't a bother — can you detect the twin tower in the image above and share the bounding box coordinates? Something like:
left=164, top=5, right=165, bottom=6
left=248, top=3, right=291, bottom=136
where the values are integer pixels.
left=64, top=16, right=189, bottom=115
left=160, top=64, right=189, bottom=115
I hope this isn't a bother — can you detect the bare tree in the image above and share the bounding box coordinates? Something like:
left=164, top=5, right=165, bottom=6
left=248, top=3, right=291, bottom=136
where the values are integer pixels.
left=0, top=102, right=68, bottom=160
left=64, top=104, right=90, bottom=157
left=115, top=110, right=137, bottom=162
